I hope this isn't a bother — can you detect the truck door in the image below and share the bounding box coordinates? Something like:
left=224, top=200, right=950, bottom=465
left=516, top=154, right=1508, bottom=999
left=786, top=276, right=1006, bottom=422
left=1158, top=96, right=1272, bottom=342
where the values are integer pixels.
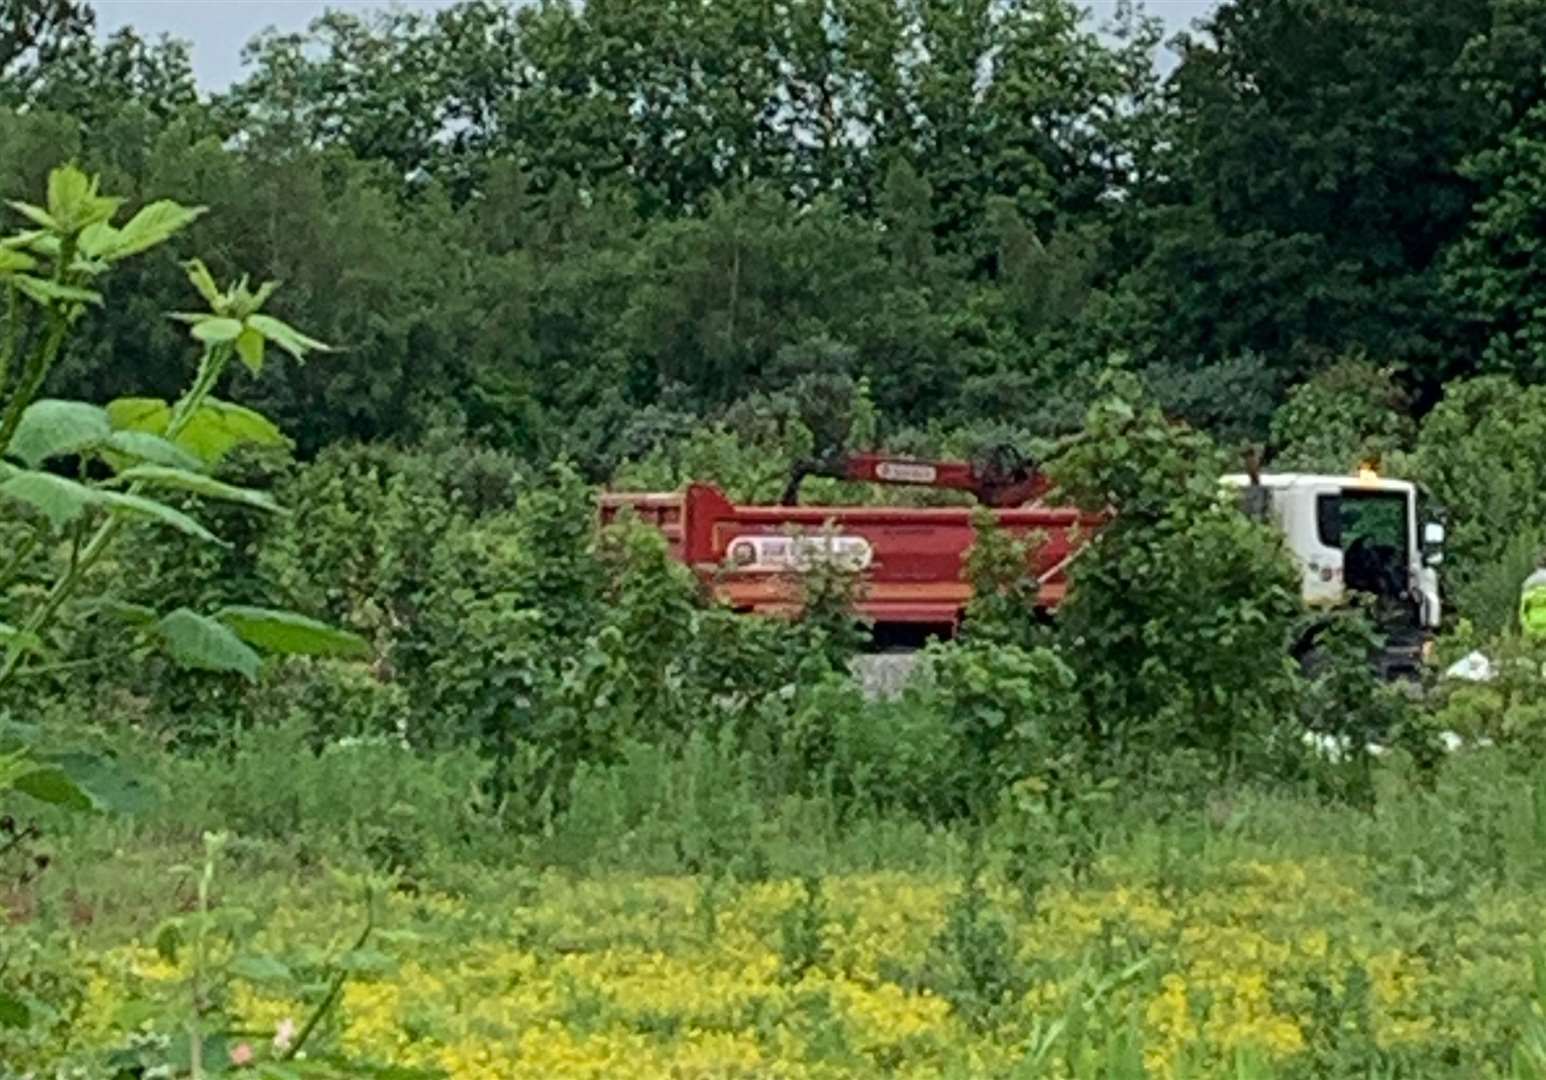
left=1290, top=484, right=1347, bottom=609
left=1315, top=487, right=1417, bottom=625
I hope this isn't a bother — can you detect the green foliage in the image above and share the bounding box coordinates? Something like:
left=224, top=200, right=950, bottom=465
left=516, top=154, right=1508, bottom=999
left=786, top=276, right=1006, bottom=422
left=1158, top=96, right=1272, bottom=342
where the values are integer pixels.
left=1410, top=376, right=1546, bottom=597
left=111, top=832, right=402, bottom=1077
left=0, top=165, right=364, bottom=824
left=1430, top=633, right=1546, bottom=759
left=1051, top=377, right=1304, bottom=765
left=1454, top=528, right=1546, bottom=638
left=1294, top=608, right=1420, bottom=803
left=1447, top=36, right=1546, bottom=381
left=1268, top=359, right=1415, bottom=473
left=1142, top=352, right=1285, bottom=450
left=923, top=641, right=1082, bottom=793
left=921, top=866, right=1026, bottom=1032
left=959, top=508, right=1045, bottom=651
left=786, top=532, right=871, bottom=674
left=787, top=672, right=971, bottom=822
left=777, top=874, right=832, bottom=984
left=1143, top=0, right=1489, bottom=381
left=0, top=0, right=1540, bottom=465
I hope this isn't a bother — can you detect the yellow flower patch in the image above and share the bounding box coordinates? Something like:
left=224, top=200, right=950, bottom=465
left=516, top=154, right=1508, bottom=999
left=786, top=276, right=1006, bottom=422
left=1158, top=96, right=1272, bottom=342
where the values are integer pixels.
left=25, top=857, right=1541, bottom=1079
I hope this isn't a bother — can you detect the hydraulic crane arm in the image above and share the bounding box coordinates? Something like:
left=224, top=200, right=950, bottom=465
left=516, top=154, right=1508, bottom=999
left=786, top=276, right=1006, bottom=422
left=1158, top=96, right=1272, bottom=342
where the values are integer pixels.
left=780, top=449, right=1054, bottom=508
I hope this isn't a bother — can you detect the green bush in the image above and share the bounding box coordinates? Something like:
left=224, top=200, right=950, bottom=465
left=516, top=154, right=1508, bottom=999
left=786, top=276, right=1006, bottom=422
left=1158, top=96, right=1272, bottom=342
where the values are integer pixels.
left=959, top=509, right=1047, bottom=652
left=1050, top=380, right=1304, bottom=768
left=1267, top=357, right=1414, bottom=473
left=1452, top=528, right=1546, bottom=638
left=1409, top=376, right=1546, bottom=588
left=1430, top=633, right=1546, bottom=759
left=244, top=657, right=412, bottom=747
left=923, top=641, right=1082, bottom=791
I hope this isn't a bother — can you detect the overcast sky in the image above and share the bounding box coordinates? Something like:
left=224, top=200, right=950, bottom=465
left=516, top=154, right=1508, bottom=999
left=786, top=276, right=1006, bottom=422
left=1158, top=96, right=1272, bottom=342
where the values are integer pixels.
left=92, top=0, right=1218, bottom=91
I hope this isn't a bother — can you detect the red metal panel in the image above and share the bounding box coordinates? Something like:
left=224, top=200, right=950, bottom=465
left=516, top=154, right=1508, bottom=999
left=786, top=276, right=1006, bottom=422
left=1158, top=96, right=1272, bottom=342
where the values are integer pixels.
left=605, top=483, right=1104, bottom=634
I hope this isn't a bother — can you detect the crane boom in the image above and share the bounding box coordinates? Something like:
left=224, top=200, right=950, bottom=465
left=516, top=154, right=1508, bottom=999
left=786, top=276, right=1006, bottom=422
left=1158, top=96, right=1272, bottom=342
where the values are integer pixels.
left=781, top=450, right=1054, bottom=508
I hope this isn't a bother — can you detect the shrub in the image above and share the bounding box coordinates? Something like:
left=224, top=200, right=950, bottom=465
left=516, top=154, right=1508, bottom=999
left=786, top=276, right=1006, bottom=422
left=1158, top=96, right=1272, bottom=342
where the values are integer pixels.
left=959, top=509, right=1046, bottom=651
left=1429, top=632, right=1546, bottom=760
left=244, top=658, right=412, bottom=748
left=1142, top=350, right=1285, bottom=448
left=261, top=441, right=458, bottom=651
left=1293, top=608, right=1419, bottom=803
left=1268, top=357, right=1414, bottom=473
left=1050, top=377, right=1304, bottom=768
left=923, top=641, right=1082, bottom=792
left=1408, top=376, right=1546, bottom=587
left=1452, top=528, right=1546, bottom=638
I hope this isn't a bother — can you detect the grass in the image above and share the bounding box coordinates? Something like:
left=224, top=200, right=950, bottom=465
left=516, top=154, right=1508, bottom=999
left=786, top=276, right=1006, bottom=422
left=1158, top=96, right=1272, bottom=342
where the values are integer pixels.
left=6, top=737, right=1546, bottom=1078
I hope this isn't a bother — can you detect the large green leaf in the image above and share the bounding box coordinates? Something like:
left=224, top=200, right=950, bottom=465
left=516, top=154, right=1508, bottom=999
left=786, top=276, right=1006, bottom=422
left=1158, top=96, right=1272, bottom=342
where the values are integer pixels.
left=0, top=466, right=222, bottom=541
left=40, top=750, right=155, bottom=814
left=247, top=314, right=331, bottom=361
left=157, top=608, right=261, bottom=681
left=236, top=326, right=266, bottom=375
left=6, top=399, right=111, bottom=467
left=217, top=606, right=370, bottom=659
left=0, top=622, right=43, bottom=656
left=103, top=430, right=205, bottom=472
left=98, top=490, right=223, bottom=544
left=6, top=746, right=152, bottom=815
left=107, top=200, right=206, bottom=260
left=106, top=397, right=174, bottom=434
left=11, top=275, right=102, bottom=307
left=0, top=247, right=36, bottom=274
left=6, top=200, right=57, bottom=231
left=0, top=469, right=97, bottom=529
left=335, top=948, right=396, bottom=975
left=229, top=952, right=294, bottom=984
left=184, top=258, right=223, bottom=308
left=177, top=400, right=290, bottom=463
left=190, top=316, right=244, bottom=345
left=86, top=599, right=158, bottom=626
left=12, top=766, right=94, bottom=810
left=111, top=465, right=282, bottom=513
left=105, top=397, right=289, bottom=464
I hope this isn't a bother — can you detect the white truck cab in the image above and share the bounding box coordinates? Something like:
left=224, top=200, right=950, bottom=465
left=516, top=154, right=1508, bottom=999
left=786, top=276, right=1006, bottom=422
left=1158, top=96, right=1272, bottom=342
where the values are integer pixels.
left=1220, top=471, right=1445, bottom=670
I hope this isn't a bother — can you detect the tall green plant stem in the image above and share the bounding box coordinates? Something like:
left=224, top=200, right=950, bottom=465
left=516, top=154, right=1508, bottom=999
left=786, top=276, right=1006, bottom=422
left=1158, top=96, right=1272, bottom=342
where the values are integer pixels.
left=0, top=528, right=41, bottom=593
left=0, top=343, right=231, bottom=687
left=0, top=311, right=67, bottom=458
left=0, top=284, right=20, bottom=406
left=0, top=237, right=77, bottom=457
left=281, top=892, right=376, bottom=1061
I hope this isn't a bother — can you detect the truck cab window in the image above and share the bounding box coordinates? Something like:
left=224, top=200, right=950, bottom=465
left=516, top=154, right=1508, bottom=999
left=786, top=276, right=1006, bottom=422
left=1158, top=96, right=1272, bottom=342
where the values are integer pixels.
left=1317, top=489, right=1412, bottom=609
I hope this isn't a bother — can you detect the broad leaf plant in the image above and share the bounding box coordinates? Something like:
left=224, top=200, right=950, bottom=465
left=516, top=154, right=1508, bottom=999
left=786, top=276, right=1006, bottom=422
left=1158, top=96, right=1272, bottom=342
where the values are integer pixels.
left=0, top=166, right=367, bottom=807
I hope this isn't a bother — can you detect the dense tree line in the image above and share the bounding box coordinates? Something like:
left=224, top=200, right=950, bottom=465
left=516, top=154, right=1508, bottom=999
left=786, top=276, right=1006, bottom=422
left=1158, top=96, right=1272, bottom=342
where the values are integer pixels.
left=2, top=0, right=1545, bottom=472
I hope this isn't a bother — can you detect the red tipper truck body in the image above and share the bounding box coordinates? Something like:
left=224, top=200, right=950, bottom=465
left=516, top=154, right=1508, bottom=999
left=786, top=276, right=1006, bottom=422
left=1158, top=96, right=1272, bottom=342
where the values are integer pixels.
left=599, top=460, right=1104, bottom=636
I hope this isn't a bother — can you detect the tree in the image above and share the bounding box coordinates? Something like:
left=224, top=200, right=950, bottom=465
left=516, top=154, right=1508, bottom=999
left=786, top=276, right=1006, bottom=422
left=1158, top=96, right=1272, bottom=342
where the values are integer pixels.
left=1443, top=0, right=1546, bottom=383
left=1409, top=376, right=1546, bottom=588
left=1446, top=104, right=1546, bottom=382
left=5, top=20, right=198, bottom=130
left=0, top=0, right=93, bottom=92
left=1267, top=358, right=1414, bottom=473
left=1136, top=0, right=1493, bottom=385
left=1049, top=375, right=1303, bottom=765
